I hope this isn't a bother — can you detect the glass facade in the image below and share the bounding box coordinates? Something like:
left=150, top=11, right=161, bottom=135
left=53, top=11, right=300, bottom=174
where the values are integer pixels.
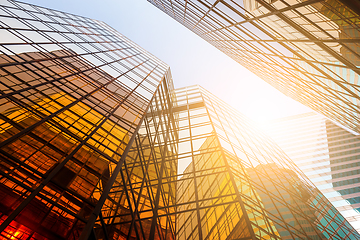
left=174, top=85, right=359, bottom=240
left=0, top=1, right=176, bottom=239
left=0, top=0, right=359, bottom=239
left=147, top=0, right=360, bottom=134
left=265, top=112, right=360, bottom=233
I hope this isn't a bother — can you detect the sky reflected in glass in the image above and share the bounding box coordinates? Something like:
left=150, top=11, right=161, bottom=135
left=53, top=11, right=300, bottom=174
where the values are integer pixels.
left=21, top=0, right=312, bottom=124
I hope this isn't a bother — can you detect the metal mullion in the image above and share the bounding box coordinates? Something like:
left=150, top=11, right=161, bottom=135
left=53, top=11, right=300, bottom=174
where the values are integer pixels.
left=0, top=58, right=148, bottom=150
left=1, top=125, right=66, bottom=175
left=0, top=52, right=142, bottom=100
left=285, top=0, right=359, bottom=58
left=132, top=114, right=162, bottom=217
left=0, top=26, right=118, bottom=39
left=240, top=198, right=296, bottom=240
left=174, top=199, right=240, bottom=216
left=202, top=94, right=257, bottom=239
left=0, top=40, right=121, bottom=46
left=0, top=138, right=46, bottom=179
left=156, top=86, right=177, bottom=230
left=184, top=95, right=204, bottom=240
left=231, top=39, right=358, bottom=102
left=148, top=84, right=174, bottom=240
left=0, top=44, right=129, bottom=68
left=143, top=74, right=162, bottom=89
left=0, top=168, right=89, bottom=223
left=0, top=58, right=153, bottom=234
left=287, top=56, right=359, bottom=71
left=196, top=173, right=239, bottom=223
left=123, top=60, right=160, bottom=85
left=111, top=120, right=159, bottom=235
left=254, top=0, right=360, bottom=97
left=0, top=167, right=36, bottom=198
left=119, top=85, right=159, bottom=113
left=216, top=107, right=263, bottom=170
left=159, top=153, right=177, bottom=236
left=50, top=97, right=102, bottom=135
left=230, top=166, right=291, bottom=238
left=77, top=68, right=165, bottom=240
left=2, top=4, right=118, bottom=48
left=192, top=0, right=220, bottom=29
left=106, top=199, right=241, bottom=225
left=0, top=130, right=111, bottom=205
left=186, top=0, right=360, bottom=115
left=1, top=14, right=128, bottom=65
left=177, top=145, right=219, bottom=157
left=5, top=7, right=95, bottom=54
left=124, top=134, right=157, bottom=239
left=0, top=60, right=81, bottom=118
left=177, top=132, right=213, bottom=145
left=99, top=187, right=128, bottom=225
left=41, top=53, right=124, bottom=104
left=93, top=83, right=161, bottom=221
left=53, top=104, right=131, bottom=156
left=47, top=117, right=124, bottom=158
left=98, top=212, right=109, bottom=240
left=3, top=3, right=87, bottom=29
left=117, top=169, right=142, bottom=240
left=0, top=104, right=129, bottom=174
left=206, top=0, right=322, bottom=35
left=0, top=102, right=112, bottom=176
left=223, top=38, right=360, bottom=44
left=121, top=137, right=148, bottom=240
left=160, top=192, right=239, bottom=212
left=185, top=1, right=221, bottom=31
left=0, top=97, right=117, bottom=233
left=29, top=7, right=105, bottom=37
left=146, top=97, right=167, bottom=239
left=129, top=168, right=228, bottom=188
left=241, top=187, right=313, bottom=240
left=249, top=167, right=317, bottom=202
left=133, top=89, right=177, bottom=238
left=204, top=203, right=242, bottom=239
left=245, top=168, right=312, bottom=239
left=161, top=114, right=177, bottom=238
left=103, top=148, right=137, bottom=225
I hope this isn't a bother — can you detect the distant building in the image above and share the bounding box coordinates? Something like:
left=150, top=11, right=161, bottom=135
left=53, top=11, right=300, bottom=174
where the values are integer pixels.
left=266, top=112, right=360, bottom=233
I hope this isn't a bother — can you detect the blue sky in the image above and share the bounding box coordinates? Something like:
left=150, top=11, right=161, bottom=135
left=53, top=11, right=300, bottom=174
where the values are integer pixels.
left=21, top=0, right=312, bottom=123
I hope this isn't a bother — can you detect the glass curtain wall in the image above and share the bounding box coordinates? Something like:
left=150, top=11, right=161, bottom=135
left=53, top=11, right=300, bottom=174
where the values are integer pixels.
left=0, top=1, right=176, bottom=239
left=173, top=85, right=359, bottom=240
left=148, top=0, right=360, bottom=134
left=1, top=1, right=360, bottom=239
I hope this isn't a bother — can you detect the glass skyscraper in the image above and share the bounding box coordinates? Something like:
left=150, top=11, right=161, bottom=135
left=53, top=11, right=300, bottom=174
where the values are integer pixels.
left=147, top=0, right=360, bottom=134
left=0, top=1, right=177, bottom=239
left=173, top=86, right=359, bottom=240
left=265, top=112, right=360, bottom=233
left=0, top=0, right=359, bottom=239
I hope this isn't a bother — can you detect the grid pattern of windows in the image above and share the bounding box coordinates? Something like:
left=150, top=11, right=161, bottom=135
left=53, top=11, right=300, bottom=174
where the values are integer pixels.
left=148, top=0, right=360, bottom=134
left=98, top=76, right=178, bottom=240
left=1, top=1, right=360, bottom=239
left=174, top=86, right=359, bottom=240
left=266, top=112, right=360, bottom=232
left=0, top=0, right=176, bottom=239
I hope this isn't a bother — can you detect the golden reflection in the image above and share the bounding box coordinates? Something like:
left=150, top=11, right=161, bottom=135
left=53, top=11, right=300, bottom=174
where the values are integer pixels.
left=177, top=136, right=253, bottom=240
left=0, top=90, right=128, bottom=239
left=102, top=136, right=176, bottom=240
